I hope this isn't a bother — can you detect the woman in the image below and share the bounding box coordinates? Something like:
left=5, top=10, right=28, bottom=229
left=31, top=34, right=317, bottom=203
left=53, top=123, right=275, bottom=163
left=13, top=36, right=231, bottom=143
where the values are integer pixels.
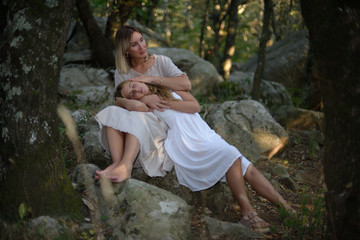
left=95, top=25, right=191, bottom=182
left=115, top=80, right=294, bottom=232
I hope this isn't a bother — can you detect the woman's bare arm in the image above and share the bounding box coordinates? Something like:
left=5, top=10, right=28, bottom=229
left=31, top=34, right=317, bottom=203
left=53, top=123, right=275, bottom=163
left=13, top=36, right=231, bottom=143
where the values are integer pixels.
left=131, top=74, right=191, bottom=91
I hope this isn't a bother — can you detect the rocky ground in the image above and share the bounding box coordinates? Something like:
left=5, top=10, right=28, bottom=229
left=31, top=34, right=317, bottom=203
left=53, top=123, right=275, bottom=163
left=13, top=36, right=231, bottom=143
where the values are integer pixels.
left=189, top=129, right=326, bottom=240
left=62, top=126, right=326, bottom=240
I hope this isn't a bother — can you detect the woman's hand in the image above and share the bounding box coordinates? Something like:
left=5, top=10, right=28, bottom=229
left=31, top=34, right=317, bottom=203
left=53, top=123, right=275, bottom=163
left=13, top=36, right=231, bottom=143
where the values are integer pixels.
left=130, top=75, right=155, bottom=84
left=139, top=94, right=170, bottom=111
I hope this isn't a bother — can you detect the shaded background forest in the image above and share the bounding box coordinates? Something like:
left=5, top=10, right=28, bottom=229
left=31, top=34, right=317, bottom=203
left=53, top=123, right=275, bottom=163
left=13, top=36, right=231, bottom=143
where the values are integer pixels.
left=79, top=0, right=310, bottom=108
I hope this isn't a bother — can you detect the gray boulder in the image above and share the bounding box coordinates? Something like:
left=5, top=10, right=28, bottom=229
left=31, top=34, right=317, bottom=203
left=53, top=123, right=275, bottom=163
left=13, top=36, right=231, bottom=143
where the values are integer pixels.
left=205, top=100, right=288, bottom=162
left=113, top=179, right=191, bottom=240
left=59, top=66, right=113, bottom=93
left=205, top=216, right=262, bottom=239
left=82, top=126, right=111, bottom=169
left=233, top=30, right=309, bottom=88
left=59, top=66, right=114, bottom=106
left=228, top=71, right=292, bottom=108
left=26, top=216, right=72, bottom=240
left=72, top=164, right=192, bottom=240
left=150, top=47, right=223, bottom=96
left=272, top=105, right=324, bottom=131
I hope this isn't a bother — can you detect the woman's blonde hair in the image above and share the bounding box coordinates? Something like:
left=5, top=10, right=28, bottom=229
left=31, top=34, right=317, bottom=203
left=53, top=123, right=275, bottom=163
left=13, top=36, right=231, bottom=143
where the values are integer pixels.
left=115, top=25, right=150, bottom=73
left=114, top=80, right=179, bottom=102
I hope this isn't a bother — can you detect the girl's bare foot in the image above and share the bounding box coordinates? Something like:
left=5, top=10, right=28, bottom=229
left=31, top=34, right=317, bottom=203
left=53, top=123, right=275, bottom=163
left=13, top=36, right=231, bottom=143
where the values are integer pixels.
left=240, top=212, right=270, bottom=233
left=105, top=163, right=132, bottom=183
left=95, top=164, right=116, bottom=181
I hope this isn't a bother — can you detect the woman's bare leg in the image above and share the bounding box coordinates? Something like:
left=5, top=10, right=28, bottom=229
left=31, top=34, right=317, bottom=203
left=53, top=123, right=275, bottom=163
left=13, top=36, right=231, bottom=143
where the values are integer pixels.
left=244, top=164, right=293, bottom=211
left=106, top=133, right=140, bottom=183
left=96, top=126, right=125, bottom=177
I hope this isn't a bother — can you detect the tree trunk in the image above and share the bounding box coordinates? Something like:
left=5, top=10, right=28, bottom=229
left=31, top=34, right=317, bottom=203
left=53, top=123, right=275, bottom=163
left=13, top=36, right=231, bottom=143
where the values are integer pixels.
left=76, top=0, right=115, bottom=69
left=300, top=1, right=360, bottom=239
left=198, top=0, right=211, bottom=58
left=220, top=0, right=247, bottom=80
left=207, top=0, right=231, bottom=64
left=105, top=0, right=138, bottom=43
left=252, top=0, right=273, bottom=100
left=0, top=0, right=82, bottom=221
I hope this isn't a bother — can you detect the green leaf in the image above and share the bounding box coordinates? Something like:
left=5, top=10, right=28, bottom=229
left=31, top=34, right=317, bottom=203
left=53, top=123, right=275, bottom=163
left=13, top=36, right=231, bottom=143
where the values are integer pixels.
left=19, top=203, right=26, bottom=219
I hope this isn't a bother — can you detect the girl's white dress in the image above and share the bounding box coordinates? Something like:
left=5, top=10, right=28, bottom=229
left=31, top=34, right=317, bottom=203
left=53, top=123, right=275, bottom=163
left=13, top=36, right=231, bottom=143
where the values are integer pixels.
left=154, top=93, right=251, bottom=191
left=95, top=54, right=183, bottom=177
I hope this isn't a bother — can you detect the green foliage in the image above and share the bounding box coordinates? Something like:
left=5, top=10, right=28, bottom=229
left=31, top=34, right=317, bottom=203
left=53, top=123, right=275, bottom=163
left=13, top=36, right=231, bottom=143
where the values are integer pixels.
left=18, top=203, right=32, bottom=220
left=80, top=229, right=96, bottom=240
left=288, top=86, right=309, bottom=108
left=279, top=191, right=326, bottom=239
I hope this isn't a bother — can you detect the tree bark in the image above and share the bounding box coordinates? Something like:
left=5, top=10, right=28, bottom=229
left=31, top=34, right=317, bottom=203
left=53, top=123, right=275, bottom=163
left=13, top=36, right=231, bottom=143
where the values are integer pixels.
left=220, top=0, right=248, bottom=80
left=0, top=0, right=82, bottom=221
left=300, top=1, right=360, bottom=239
left=76, top=0, right=115, bottom=69
left=252, top=0, right=273, bottom=100
left=105, top=0, right=138, bottom=43
left=207, top=0, right=231, bottom=64
left=198, top=0, right=211, bottom=58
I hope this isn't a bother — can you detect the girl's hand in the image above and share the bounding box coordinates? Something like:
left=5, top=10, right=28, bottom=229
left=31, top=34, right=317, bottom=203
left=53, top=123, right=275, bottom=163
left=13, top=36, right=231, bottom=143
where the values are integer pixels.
left=140, top=94, right=170, bottom=111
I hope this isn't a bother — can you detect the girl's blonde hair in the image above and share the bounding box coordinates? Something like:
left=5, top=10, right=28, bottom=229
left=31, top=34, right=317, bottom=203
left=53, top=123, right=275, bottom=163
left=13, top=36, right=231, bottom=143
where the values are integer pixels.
left=115, top=25, right=150, bottom=73
left=114, top=80, right=179, bottom=102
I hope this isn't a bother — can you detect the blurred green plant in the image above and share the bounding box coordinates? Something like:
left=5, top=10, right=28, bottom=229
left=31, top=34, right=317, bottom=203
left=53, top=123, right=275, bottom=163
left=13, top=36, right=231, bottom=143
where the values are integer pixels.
left=279, top=190, right=326, bottom=239
left=288, top=86, right=309, bottom=108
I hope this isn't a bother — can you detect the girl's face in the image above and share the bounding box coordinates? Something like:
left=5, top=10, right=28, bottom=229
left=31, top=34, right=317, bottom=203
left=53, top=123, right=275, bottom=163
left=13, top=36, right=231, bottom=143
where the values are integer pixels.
left=121, top=81, right=149, bottom=100
left=126, top=31, right=147, bottom=59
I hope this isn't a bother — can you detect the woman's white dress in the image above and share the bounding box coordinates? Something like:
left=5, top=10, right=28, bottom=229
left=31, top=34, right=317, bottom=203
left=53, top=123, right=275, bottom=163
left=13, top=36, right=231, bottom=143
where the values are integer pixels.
left=95, top=54, right=183, bottom=177
left=154, top=93, right=252, bottom=191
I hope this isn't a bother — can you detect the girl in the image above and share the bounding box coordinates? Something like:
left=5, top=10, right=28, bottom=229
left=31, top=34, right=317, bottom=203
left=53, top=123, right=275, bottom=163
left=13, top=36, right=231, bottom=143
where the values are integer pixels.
left=115, top=80, right=294, bottom=232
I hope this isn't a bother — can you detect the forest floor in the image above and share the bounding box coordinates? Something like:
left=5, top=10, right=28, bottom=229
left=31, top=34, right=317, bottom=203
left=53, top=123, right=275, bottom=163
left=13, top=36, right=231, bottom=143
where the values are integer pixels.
left=190, top=129, right=327, bottom=240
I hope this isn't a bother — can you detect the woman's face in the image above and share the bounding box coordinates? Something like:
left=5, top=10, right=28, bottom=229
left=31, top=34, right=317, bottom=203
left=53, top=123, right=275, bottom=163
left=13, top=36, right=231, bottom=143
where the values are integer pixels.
left=121, top=81, right=149, bottom=100
left=126, top=31, right=147, bottom=59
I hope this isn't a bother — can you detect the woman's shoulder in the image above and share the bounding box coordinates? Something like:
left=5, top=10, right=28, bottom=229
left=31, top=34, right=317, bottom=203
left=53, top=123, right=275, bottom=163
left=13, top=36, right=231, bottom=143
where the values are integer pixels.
left=153, top=54, right=174, bottom=66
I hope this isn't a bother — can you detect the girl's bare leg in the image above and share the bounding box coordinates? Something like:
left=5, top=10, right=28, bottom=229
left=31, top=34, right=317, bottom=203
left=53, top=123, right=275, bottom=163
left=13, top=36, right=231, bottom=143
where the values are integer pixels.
left=244, top=164, right=293, bottom=211
left=226, top=158, right=270, bottom=229
left=226, top=158, right=254, bottom=215
left=106, top=133, right=140, bottom=183
left=96, top=127, right=125, bottom=178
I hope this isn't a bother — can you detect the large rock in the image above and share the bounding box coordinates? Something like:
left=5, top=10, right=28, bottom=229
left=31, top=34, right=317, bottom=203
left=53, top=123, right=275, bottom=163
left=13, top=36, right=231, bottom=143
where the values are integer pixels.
left=205, top=216, right=262, bottom=239
left=132, top=168, right=234, bottom=215
left=150, top=47, right=223, bottom=96
left=233, top=30, right=309, bottom=88
left=82, top=126, right=111, bottom=169
left=59, top=66, right=113, bottom=93
left=272, top=105, right=324, bottom=131
left=113, top=179, right=191, bottom=240
left=228, top=71, right=292, bottom=109
left=205, top=100, right=288, bottom=162
left=59, top=66, right=114, bottom=106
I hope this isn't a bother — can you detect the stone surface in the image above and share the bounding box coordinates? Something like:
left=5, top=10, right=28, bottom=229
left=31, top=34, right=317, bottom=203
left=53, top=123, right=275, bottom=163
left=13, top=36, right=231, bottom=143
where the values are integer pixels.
left=205, top=100, right=288, bottom=162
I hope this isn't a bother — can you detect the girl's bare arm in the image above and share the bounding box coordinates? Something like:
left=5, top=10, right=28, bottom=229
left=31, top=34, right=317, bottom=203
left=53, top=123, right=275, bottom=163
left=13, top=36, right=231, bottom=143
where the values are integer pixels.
left=169, top=91, right=200, bottom=113
left=115, top=97, right=150, bottom=112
